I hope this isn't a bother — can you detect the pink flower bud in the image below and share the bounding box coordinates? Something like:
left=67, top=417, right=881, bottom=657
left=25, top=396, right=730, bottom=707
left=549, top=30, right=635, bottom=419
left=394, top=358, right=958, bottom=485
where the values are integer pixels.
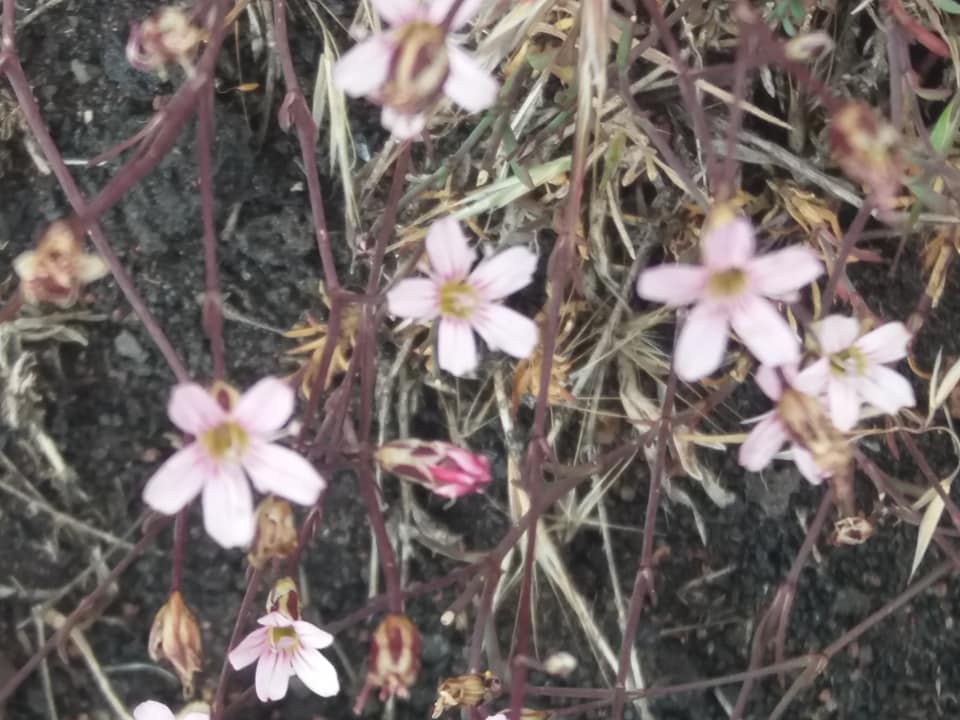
left=375, top=439, right=491, bottom=498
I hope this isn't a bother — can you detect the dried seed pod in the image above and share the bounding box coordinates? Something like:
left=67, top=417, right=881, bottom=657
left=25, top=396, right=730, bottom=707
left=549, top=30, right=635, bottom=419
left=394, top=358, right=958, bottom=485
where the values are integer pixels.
left=13, top=221, right=108, bottom=308
left=247, top=497, right=298, bottom=569
left=431, top=671, right=502, bottom=718
left=829, top=101, right=902, bottom=213
left=353, top=614, right=421, bottom=714
left=148, top=591, right=203, bottom=698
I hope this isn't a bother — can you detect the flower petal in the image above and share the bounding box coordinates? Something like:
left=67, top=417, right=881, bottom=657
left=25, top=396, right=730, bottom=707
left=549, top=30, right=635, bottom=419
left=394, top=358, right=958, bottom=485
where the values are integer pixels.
left=243, top=440, right=326, bottom=506
left=426, top=216, right=476, bottom=281
left=792, top=445, right=826, bottom=484
left=702, top=217, right=755, bottom=269
left=471, top=304, right=538, bottom=358
left=427, top=0, right=487, bottom=27
left=372, top=0, right=422, bottom=24
left=294, top=620, right=334, bottom=650
left=168, top=383, right=225, bottom=435
left=133, top=701, right=175, bottom=720
left=730, top=295, right=800, bottom=368
left=738, top=414, right=788, bottom=471
left=748, top=246, right=823, bottom=299
left=468, top=246, right=537, bottom=301
left=674, top=302, right=730, bottom=381
left=333, top=34, right=393, bottom=97
left=228, top=627, right=270, bottom=670
left=233, top=377, right=295, bottom=435
left=292, top=647, right=341, bottom=697
left=814, top=314, right=860, bottom=354
left=255, top=650, right=291, bottom=702
left=855, top=365, right=916, bottom=416
left=444, top=45, right=499, bottom=113
left=827, top=377, right=861, bottom=431
left=856, top=321, right=911, bottom=364
left=793, top=358, right=829, bottom=397
left=437, top=318, right=478, bottom=376
left=381, top=106, right=427, bottom=139
left=636, top=264, right=707, bottom=306
left=201, top=465, right=255, bottom=548
left=142, top=445, right=206, bottom=515
left=754, top=364, right=785, bottom=401
left=387, top=278, right=440, bottom=320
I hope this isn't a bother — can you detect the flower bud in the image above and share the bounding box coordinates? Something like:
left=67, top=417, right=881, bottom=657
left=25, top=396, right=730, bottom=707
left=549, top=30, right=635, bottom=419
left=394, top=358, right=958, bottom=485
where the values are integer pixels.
left=353, top=614, right=421, bottom=714
left=126, top=7, right=204, bottom=76
left=247, top=497, right=298, bottom=569
left=431, top=671, right=503, bottom=718
left=148, top=591, right=203, bottom=698
left=829, top=101, right=902, bottom=212
left=266, top=576, right=301, bottom=619
left=375, top=439, right=491, bottom=498
left=13, top=221, right=108, bottom=308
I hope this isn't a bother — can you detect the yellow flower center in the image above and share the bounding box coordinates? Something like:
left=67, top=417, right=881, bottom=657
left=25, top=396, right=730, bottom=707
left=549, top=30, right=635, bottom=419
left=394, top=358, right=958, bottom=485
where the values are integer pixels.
left=438, top=280, right=479, bottom=319
left=705, top=268, right=748, bottom=298
left=383, top=22, right=449, bottom=114
left=829, top=346, right=867, bottom=376
left=270, top=625, right=299, bottom=650
left=200, top=421, right=248, bottom=460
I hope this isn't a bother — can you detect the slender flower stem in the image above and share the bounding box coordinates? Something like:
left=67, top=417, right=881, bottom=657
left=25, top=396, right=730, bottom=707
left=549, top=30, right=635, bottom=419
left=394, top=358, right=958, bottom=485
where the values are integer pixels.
left=820, top=198, right=874, bottom=312
left=210, top=566, right=263, bottom=720
left=170, top=509, right=188, bottom=593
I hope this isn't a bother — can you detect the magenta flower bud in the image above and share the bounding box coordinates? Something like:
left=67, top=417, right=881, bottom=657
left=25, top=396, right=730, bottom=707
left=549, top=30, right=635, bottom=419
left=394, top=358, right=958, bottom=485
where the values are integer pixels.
left=375, top=439, right=491, bottom=498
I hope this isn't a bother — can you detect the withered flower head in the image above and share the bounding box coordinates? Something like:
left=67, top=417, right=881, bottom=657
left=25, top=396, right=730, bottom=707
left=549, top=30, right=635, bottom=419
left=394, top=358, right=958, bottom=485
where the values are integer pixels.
left=13, top=221, right=108, bottom=308
left=431, top=671, right=502, bottom=719
left=149, top=591, right=203, bottom=698
left=829, top=101, right=902, bottom=213
left=353, top=614, right=421, bottom=715
left=126, top=7, right=205, bottom=76
left=247, top=497, right=298, bottom=569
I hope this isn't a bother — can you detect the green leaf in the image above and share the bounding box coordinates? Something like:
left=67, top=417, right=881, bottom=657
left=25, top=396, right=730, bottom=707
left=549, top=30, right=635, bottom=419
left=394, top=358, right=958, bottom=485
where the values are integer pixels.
left=933, top=0, right=960, bottom=14
left=931, top=95, right=960, bottom=155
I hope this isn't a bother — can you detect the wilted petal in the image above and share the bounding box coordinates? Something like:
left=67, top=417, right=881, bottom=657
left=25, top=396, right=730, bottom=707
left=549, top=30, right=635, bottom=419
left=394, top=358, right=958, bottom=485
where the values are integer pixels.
left=228, top=627, right=270, bottom=670
left=792, top=445, right=826, bottom=484
left=468, top=246, right=537, bottom=301
left=739, top=414, right=788, bottom=471
left=372, top=0, right=422, bottom=24
left=233, top=377, right=295, bottom=435
left=381, top=106, right=426, bottom=139
left=636, top=264, right=707, bottom=306
left=333, top=34, right=393, bottom=97
left=815, top=314, right=860, bottom=354
left=856, top=321, right=911, bottom=364
left=168, top=383, right=225, bottom=435
left=444, top=45, right=499, bottom=112
left=243, top=440, right=326, bottom=506
left=426, top=217, right=476, bottom=281
left=437, top=318, right=478, bottom=376
left=827, top=377, right=861, bottom=431
left=201, top=465, right=255, bottom=548
left=387, top=278, right=440, bottom=320
left=427, top=0, right=486, bottom=28
left=793, top=358, right=829, bottom=397
left=143, top=445, right=206, bottom=515
left=471, top=304, right=538, bottom=358
left=702, top=217, right=755, bottom=269
left=748, top=246, right=823, bottom=299
left=855, top=365, right=916, bottom=416
left=133, top=701, right=176, bottom=720
left=255, top=650, right=291, bottom=702
left=730, top=295, right=800, bottom=368
left=292, top=646, right=340, bottom=697
left=674, top=302, right=729, bottom=381
left=294, top=621, right=334, bottom=650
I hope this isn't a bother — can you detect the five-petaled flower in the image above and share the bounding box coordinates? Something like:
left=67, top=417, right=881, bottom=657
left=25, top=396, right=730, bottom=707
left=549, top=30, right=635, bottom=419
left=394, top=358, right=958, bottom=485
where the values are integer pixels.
left=796, top=315, right=915, bottom=431
left=133, top=700, right=208, bottom=720
left=333, top=0, right=499, bottom=139
left=636, top=213, right=823, bottom=381
left=143, top=377, right=325, bottom=549
left=386, top=217, right=538, bottom=376
left=375, top=439, right=491, bottom=498
left=228, top=578, right=339, bottom=702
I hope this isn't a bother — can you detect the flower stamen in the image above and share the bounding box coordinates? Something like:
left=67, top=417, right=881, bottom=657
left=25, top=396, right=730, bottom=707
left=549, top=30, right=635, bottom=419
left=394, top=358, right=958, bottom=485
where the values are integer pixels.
left=200, top=421, right=248, bottom=460
left=437, top=280, right=479, bottom=319
left=705, top=268, right=748, bottom=298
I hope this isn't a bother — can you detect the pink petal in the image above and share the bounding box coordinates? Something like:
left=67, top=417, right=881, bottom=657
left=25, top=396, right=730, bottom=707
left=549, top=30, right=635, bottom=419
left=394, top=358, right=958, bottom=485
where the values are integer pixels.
left=243, top=440, right=326, bottom=506
left=856, top=321, right=911, bottom=364
left=738, top=414, right=788, bottom=471
left=228, top=627, right=270, bottom=670
left=142, top=445, right=206, bottom=515
left=748, top=246, right=823, bottom=299
left=855, top=365, right=916, bottom=416
left=233, top=377, right=295, bottom=435
left=636, top=264, right=707, bottom=306
left=381, top=106, right=426, bottom=139
left=468, top=246, right=537, bottom=301
left=437, top=318, right=478, bottom=376
left=730, top=295, right=800, bottom=368
left=427, top=0, right=486, bottom=28
left=827, top=377, right=861, bottom=431
left=792, top=358, right=829, bottom=397
left=754, top=364, right=785, bottom=401
left=294, top=620, right=334, bottom=649
left=701, top=217, right=755, bottom=269
left=674, top=302, right=730, bottom=381
left=201, top=465, right=255, bottom=548
left=168, top=383, right=225, bottom=435
left=471, top=304, right=538, bottom=359
left=426, top=216, right=476, bottom=280
left=444, top=45, right=499, bottom=113
left=371, top=0, right=422, bottom=24
left=133, top=701, right=175, bottom=720
left=255, top=650, right=291, bottom=702
left=333, top=34, right=393, bottom=97
left=258, top=611, right=294, bottom=628
left=814, top=314, right=860, bottom=354
left=387, top=278, right=440, bottom=320
left=292, top=647, right=340, bottom=697
left=792, top=445, right=826, bottom=484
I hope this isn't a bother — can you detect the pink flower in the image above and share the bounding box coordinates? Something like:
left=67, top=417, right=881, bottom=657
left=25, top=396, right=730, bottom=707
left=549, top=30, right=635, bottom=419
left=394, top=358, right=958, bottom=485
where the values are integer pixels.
left=386, top=217, right=538, bottom=376
left=796, top=315, right=915, bottom=431
left=375, top=439, right=492, bottom=498
left=228, top=612, right=339, bottom=702
left=133, top=701, right=208, bottom=720
left=636, top=216, right=823, bottom=381
left=333, top=0, right=499, bottom=139
left=143, top=378, right=325, bottom=549
left=738, top=365, right=828, bottom=485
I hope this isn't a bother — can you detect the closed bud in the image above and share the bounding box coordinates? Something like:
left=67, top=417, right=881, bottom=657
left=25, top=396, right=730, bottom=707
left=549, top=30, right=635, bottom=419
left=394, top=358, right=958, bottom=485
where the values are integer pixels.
left=431, top=671, right=503, bottom=718
left=353, top=614, right=421, bottom=714
left=829, top=101, right=902, bottom=213
left=247, top=497, right=298, bottom=568
left=13, top=221, right=108, bottom=308
left=126, top=7, right=204, bottom=76
left=375, top=439, right=491, bottom=498
left=148, top=591, right=203, bottom=698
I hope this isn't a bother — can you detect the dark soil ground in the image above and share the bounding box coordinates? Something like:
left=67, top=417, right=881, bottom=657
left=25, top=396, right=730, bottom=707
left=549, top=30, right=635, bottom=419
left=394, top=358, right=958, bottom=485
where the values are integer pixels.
left=3, top=2, right=960, bottom=720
